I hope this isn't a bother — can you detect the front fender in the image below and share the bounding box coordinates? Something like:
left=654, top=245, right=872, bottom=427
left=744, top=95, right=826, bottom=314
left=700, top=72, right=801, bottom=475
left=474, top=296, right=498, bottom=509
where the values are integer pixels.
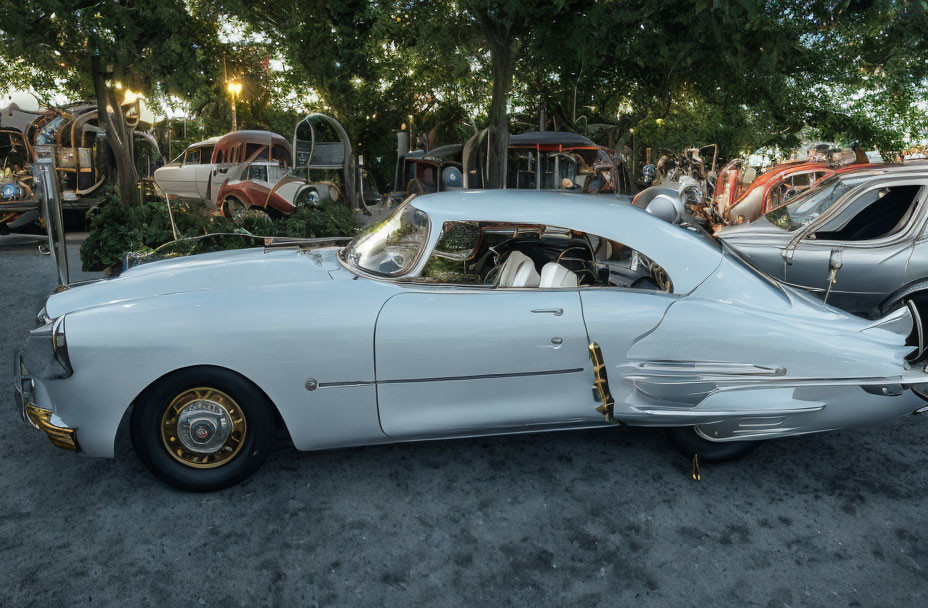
left=41, top=280, right=396, bottom=457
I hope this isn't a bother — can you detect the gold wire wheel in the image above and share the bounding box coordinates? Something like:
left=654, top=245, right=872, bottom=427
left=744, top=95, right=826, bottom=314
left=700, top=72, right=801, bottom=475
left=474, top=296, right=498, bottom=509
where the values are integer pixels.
left=160, top=387, right=248, bottom=469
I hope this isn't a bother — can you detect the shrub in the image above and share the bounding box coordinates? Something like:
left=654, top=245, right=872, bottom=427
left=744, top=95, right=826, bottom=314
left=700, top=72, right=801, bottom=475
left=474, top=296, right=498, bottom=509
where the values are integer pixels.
left=80, top=190, right=361, bottom=271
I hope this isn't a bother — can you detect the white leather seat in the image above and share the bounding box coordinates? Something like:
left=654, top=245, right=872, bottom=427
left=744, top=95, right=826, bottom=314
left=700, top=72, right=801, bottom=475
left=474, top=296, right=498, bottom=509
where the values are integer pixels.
left=591, top=237, right=613, bottom=260
left=511, top=260, right=540, bottom=287
left=498, top=251, right=532, bottom=286
left=539, top=262, right=578, bottom=288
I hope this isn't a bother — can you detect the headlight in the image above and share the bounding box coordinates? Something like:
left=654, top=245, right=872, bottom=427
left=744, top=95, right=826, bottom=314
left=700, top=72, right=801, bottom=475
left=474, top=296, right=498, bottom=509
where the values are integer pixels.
left=22, top=316, right=72, bottom=379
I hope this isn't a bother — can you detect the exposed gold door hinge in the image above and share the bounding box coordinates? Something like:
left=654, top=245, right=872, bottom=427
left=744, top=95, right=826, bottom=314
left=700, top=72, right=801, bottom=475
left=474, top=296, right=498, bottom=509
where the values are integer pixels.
left=589, top=342, right=617, bottom=424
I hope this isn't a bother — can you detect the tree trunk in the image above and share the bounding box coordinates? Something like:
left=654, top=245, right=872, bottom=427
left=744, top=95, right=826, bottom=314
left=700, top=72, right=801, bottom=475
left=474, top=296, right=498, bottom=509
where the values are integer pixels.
left=486, top=39, right=516, bottom=189
left=90, top=55, right=140, bottom=206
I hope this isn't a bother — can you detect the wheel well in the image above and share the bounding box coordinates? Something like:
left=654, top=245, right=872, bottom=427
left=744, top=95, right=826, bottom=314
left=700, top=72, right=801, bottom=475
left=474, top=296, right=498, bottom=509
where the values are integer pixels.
left=222, top=195, right=245, bottom=216
left=120, top=365, right=289, bottom=449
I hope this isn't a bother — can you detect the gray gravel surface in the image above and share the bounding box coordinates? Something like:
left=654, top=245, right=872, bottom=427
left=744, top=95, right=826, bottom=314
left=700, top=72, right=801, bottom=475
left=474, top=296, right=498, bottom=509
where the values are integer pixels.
left=2, top=236, right=928, bottom=607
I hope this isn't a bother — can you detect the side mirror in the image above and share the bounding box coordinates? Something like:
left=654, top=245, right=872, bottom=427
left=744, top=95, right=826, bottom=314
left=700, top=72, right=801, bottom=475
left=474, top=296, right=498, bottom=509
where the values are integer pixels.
left=823, top=248, right=843, bottom=306
left=829, top=248, right=843, bottom=272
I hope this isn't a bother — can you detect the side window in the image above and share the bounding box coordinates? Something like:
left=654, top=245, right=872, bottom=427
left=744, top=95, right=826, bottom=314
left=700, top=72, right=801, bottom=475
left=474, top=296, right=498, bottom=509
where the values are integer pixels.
left=584, top=235, right=673, bottom=293
left=183, top=148, right=199, bottom=165
left=248, top=164, right=268, bottom=182
left=414, top=222, right=672, bottom=292
left=199, top=146, right=215, bottom=164
left=419, top=221, right=482, bottom=284
left=789, top=172, right=811, bottom=188
left=271, top=144, right=289, bottom=166
left=246, top=143, right=269, bottom=161
left=814, top=184, right=924, bottom=241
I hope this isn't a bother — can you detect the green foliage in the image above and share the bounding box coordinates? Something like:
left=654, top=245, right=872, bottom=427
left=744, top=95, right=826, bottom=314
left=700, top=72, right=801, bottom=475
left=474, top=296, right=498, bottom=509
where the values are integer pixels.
left=80, top=189, right=360, bottom=271
left=5, top=0, right=928, bottom=191
left=282, top=204, right=357, bottom=239
left=79, top=189, right=179, bottom=271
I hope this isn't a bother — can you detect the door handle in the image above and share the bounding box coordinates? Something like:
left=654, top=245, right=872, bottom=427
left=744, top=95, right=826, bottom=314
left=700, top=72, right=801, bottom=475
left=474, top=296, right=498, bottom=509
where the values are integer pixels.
left=531, top=308, right=563, bottom=316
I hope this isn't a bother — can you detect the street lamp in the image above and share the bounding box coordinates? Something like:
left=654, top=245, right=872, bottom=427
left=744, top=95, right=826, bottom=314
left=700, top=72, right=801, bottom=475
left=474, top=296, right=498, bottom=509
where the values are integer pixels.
left=629, top=128, right=636, bottom=183
left=226, top=79, right=242, bottom=131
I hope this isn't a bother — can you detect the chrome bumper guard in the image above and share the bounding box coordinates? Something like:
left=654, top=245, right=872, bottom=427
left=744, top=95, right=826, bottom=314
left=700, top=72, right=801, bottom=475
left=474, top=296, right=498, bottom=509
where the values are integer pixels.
left=13, top=349, right=79, bottom=451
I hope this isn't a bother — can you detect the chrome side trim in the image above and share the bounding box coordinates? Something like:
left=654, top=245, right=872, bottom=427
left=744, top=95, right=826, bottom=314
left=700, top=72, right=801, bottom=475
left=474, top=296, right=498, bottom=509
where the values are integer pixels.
left=318, top=380, right=375, bottom=389
left=379, top=368, right=585, bottom=385
left=631, top=403, right=825, bottom=419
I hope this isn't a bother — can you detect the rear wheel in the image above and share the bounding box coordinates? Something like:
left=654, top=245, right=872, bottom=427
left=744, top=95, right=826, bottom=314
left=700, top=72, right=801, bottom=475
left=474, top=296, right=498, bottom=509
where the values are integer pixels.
left=665, top=426, right=760, bottom=463
left=131, top=367, right=276, bottom=492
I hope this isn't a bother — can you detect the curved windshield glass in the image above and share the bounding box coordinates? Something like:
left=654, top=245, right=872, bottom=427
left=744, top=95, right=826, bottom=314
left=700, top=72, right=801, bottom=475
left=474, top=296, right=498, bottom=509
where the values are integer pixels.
left=765, top=176, right=854, bottom=231
left=341, top=202, right=429, bottom=276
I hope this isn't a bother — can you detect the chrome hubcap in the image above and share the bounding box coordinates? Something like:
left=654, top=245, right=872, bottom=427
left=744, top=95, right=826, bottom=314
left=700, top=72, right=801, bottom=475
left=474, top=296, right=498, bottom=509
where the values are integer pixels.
left=161, top=387, right=247, bottom=469
left=177, top=400, right=232, bottom=453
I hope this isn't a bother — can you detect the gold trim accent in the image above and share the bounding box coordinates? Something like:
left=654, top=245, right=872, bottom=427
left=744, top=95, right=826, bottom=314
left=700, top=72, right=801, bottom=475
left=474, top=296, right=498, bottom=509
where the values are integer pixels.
left=589, top=342, right=616, bottom=423
left=25, top=404, right=79, bottom=451
left=160, top=387, right=247, bottom=469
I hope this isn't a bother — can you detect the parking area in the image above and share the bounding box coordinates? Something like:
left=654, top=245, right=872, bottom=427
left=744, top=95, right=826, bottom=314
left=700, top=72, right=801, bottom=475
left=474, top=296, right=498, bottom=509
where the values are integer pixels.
left=2, top=237, right=928, bottom=606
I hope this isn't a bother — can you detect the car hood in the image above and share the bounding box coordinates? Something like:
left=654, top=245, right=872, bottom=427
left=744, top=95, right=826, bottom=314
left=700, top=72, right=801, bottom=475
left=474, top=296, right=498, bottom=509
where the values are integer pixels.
left=45, top=246, right=346, bottom=318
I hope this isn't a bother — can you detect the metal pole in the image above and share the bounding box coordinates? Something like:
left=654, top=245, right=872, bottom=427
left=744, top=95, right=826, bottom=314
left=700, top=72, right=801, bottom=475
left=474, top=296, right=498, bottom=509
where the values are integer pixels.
left=35, top=158, right=69, bottom=288
left=231, top=95, right=237, bottom=131
left=163, top=190, right=178, bottom=241
left=632, top=131, right=637, bottom=184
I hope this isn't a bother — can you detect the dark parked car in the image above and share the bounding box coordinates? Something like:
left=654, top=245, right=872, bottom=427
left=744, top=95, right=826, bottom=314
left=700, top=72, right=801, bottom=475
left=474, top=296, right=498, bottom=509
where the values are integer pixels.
left=716, top=164, right=928, bottom=339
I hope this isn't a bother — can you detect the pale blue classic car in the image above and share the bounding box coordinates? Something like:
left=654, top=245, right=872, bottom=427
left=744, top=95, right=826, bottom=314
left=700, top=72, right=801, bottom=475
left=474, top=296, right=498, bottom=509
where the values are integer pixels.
left=15, top=190, right=928, bottom=490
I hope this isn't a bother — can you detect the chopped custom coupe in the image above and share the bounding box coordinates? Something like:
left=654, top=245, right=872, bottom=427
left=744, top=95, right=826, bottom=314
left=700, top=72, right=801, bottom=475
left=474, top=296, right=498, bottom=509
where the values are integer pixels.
left=15, top=191, right=928, bottom=491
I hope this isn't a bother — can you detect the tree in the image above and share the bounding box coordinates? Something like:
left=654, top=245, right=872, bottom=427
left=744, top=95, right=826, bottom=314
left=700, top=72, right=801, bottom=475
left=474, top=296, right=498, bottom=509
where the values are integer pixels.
left=515, top=0, right=928, bottom=160
left=0, top=1, right=218, bottom=205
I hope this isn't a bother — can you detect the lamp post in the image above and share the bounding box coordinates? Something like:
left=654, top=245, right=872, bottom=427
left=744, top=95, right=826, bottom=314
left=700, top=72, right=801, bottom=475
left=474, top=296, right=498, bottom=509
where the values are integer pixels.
left=630, top=128, right=636, bottom=183
left=226, top=79, right=242, bottom=131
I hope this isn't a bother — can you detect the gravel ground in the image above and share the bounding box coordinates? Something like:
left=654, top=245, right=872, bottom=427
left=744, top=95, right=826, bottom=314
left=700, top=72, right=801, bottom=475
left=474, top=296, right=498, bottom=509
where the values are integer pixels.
left=2, top=235, right=928, bottom=607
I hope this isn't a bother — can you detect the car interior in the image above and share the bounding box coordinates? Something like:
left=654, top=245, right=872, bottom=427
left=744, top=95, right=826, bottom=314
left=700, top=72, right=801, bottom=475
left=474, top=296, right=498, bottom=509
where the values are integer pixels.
left=813, top=184, right=924, bottom=241
left=413, top=221, right=672, bottom=292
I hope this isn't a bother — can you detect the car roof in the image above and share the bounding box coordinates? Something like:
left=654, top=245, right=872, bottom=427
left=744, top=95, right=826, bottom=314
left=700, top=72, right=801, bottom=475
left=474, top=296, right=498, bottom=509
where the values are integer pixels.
left=509, top=131, right=597, bottom=147
left=830, top=162, right=928, bottom=183
left=188, top=136, right=223, bottom=148
left=410, top=190, right=722, bottom=293
left=216, top=130, right=290, bottom=149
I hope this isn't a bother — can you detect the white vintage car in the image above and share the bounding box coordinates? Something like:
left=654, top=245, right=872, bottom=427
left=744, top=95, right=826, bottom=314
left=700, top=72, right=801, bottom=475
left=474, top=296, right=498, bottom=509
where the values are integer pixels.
left=153, top=131, right=298, bottom=213
left=15, top=191, right=928, bottom=491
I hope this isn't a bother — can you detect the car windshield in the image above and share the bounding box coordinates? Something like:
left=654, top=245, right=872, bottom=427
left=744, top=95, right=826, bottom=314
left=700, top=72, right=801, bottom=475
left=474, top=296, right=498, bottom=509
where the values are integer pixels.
left=341, top=202, right=430, bottom=276
left=764, top=177, right=854, bottom=231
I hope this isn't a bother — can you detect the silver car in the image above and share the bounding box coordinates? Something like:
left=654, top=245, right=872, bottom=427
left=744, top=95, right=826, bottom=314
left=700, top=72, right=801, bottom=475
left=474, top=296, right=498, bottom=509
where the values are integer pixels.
left=717, top=164, right=928, bottom=321
left=15, top=190, right=928, bottom=491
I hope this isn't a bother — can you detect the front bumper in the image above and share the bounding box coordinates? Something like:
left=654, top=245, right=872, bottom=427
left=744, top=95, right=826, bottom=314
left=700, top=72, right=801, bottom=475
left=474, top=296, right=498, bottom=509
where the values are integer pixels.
left=13, top=349, right=79, bottom=451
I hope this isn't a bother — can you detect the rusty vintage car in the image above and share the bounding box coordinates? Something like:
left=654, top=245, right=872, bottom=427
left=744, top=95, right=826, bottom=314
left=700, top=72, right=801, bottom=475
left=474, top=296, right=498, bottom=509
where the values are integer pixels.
left=710, top=152, right=877, bottom=226
left=154, top=130, right=311, bottom=217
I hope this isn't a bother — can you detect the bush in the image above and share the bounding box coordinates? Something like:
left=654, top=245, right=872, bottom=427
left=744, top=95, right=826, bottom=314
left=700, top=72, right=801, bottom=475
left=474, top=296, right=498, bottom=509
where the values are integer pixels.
left=80, top=189, right=360, bottom=271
